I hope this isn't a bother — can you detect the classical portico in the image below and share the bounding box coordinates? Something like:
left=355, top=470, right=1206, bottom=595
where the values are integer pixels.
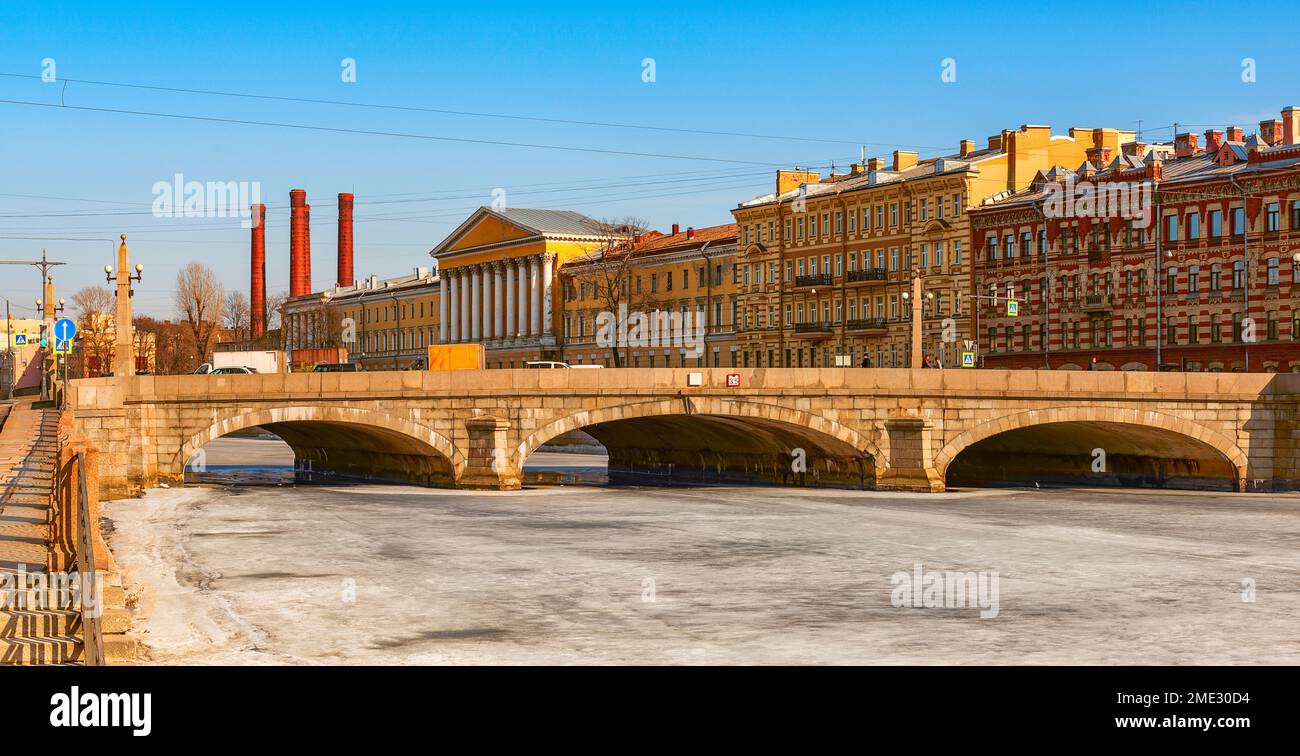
left=430, top=206, right=611, bottom=364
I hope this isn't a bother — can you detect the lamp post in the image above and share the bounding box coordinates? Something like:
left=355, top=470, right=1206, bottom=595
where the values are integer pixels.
left=105, top=235, right=144, bottom=378
left=901, top=275, right=933, bottom=367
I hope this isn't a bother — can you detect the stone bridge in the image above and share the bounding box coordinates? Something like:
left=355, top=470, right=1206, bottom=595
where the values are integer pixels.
left=66, top=368, right=1300, bottom=499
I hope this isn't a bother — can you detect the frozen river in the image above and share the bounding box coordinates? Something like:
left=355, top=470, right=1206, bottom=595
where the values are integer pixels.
left=101, top=437, right=1300, bottom=664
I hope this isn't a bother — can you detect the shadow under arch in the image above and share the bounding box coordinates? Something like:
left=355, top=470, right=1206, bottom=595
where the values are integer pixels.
left=180, top=406, right=463, bottom=487
left=517, top=398, right=881, bottom=489
left=936, top=407, right=1248, bottom=491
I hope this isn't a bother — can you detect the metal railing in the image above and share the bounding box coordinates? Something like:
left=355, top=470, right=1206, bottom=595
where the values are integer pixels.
left=846, top=268, right=887, bottom=283
left=74, top=452, right=104, bottom=666
left=794, top=274, right=833, bottom=287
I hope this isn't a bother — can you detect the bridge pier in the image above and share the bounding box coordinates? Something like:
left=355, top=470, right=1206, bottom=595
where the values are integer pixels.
left=877, top=415, right=944, bottom=492
left=458, top=416, right=521, bottom=490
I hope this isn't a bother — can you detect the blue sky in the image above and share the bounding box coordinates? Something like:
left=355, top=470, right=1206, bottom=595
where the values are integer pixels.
left=1, top=0, right=1296, bottom=318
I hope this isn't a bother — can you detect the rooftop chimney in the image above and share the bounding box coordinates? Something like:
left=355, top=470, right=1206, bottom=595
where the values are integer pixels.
left=850, top=162, right=865, bottom=175
left=686, top=226, right=695, bottom=240
left=987, top=134, right=1003, bottom=151
left=337, top=193, right=354, bottom=288
left=1174, top=132, right=1200, bottom=158
left=1225, top=126, right=1244, bottom=143
left=892, top=150, right=918, bottom=171
left=959, top=139, right=976, bottom=157
left=866, top=157, right=884, bottom=172
left=1258, top=119, right=1282, bottom=146
left=250, top=203, right=266, bottom=339
left=289, top=189, right=309, bottom=297
left=1085, top=145, right=1112, bottom=169
left=1122, top=141, right=1148, bottom=158
left=1203, top=129, right=1224, bottom=152
left=671, top=223, right=679, bottom=235
left=1283, top=106, right=1300, bottom=146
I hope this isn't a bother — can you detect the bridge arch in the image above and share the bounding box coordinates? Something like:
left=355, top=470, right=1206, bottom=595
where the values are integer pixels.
left=516, top=398, right=882, bottom=488
left=934, top=406, right=1248, bottom=491
left=180, top=405, right=464, bottom=486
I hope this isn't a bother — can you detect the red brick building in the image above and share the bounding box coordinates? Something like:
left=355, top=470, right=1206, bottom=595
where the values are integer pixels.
left=971, top=107, right=1300, bottom=372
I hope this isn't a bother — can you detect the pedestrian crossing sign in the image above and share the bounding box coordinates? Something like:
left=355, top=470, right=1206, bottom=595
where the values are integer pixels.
left=13, top=334, right=26, bottom=346
left=961, top=351, right=976, bottom=368
left=54, top=338, right=72, bottom=354
left=1007, top=299, right=1020, bottom=317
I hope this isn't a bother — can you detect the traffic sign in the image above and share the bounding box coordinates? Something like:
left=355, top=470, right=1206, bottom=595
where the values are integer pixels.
left=961, top=351, right=976, bottom=368
left=54, top=317, right=77, bottom=343
left=13, top=333, right=27, bottom=346
left=54, top=339, right=72, bottom=355
left=1006, top=299, right=1020, bottom=317
left=726, top=372, right=741, bottom=388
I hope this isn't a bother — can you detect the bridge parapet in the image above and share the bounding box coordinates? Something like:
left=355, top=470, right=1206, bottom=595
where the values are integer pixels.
left=65, top=368, right=1300, bottom=499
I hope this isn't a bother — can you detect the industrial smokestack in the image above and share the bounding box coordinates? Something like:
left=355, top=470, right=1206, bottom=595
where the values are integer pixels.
left=337, top=192, right=354, bottom=287
left=289, top=189, right=309, bottom=296
left=250, top=203, right=267, bottom=339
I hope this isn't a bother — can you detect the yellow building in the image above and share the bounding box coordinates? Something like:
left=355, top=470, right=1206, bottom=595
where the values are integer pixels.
left=284, top=267, right=440, bottom=370
left=731, top=124, right=1134, bottom=368
left=558, top=223, right=741, bottom=367
left=429, top=207, right=615, bottom=367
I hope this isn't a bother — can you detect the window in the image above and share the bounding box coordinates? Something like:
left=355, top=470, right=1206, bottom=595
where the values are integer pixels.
left=1268, top=257, right=1280, bottom=285
left=890, top=203, right=898, bottom=226
left=1187, top=212, right=1200, bottom=240
left=1164, top=214, right=1178, bottom=242
left=1167, top=266, right=1177, bottom=295
left=1232, top=207, right=1246, bottom=236
left=987, top=235, right=998, bottom=261
left=1005, top=236, right=1015, bottom=259
left=1210, top=263, right=1221, bottom=291
left=1232, top=260, right=1245, bottom=290
left=954, top=240, right=963, bottom=265
left=1292, top=201, right=1300, bottom=230
left=1021, top=231, right=1032, bottom=257
left=1209, top=209, right=1223, bottom=238
left=835, top=211, right=843, bottom=234
left=1267, top=202, right=1279, bottom=232
left=935, top=242, right=944, bottom=267
left=890, top=248, right=899, bottom=271
left=797, top=217, right=805, bottom=239
left=920, top=243, right=930, bottom=268
left=1188, top=264, right=1200, bottom=294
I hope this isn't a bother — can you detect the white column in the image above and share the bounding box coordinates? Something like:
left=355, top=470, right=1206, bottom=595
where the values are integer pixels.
left=439, top=275, right=448, bottom=344
left=449, top=273, right=460, bottom=342
left=493, top=263, right=505, bottom=340
left=470, top=265, right=482, bottom=341
left=505, top=259, right=516, bottom=340
left=542, top=254, right=554, bottom=337
left=483, top=264, right=494, bottom=341
left=459, top=269, right=471, bottom=343
left=517, top=259, right=529, bottom=338
left=530, top=256, right=542, bottom=337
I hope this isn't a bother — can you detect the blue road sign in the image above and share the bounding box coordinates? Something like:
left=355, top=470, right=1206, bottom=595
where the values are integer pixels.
left=13, top=333, right=27, bottom=346
left=54, top=317, right=77, bottom=343
left=1007, top=300, right=1020, bottom=317
left=54, top=339, right=72, bottom=355
left=962, top=351, right=976, bottom=368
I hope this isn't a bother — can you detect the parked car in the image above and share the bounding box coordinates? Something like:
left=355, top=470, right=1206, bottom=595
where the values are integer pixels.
left=314, top=362, right=361, bottom=372
left=523, top=361, right=603, bottom=369
left=209, top=366, right=257, bottom=375
left=193, top=363, right=212, bottom=374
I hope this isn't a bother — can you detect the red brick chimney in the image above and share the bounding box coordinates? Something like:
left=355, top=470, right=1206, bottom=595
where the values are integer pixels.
left=289, top=189, right=309, bottom=297
left=337, top=193, right=354, bottom=288
left=1258, top=120, right=1282, bottom=146
left=1174, top=132, right=1200, bottom=158
left=1203, top=130, right=1224, bottom=152
left=686, top=226, right=695, bottom=240
left=1283, top=106, right=1300, bottom=146
left=1085, top=146, right=1111, bottom=169
left=1225, top=126, right=1244, bottom=143
left=250, top=203, right=267, bottom=339
left=671, top=223, right=679, bottom=235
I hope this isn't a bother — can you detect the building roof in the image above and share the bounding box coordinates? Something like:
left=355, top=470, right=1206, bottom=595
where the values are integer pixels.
left=563, top=222, right=738, bottom=269
left=487, top=207, right=608, bottom=237
left=735, top=156, right=981, bottom=210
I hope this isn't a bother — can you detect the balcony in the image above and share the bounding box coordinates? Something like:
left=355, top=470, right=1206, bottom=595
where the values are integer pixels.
left=845, top=318, right=888, bottom=334
left=793, top=321, right=833, bottom=339
left=846, top=267, right=887, bottom=283
left=795, top=273, right=833, bottom=288
left=1082, top=294, right=1111, bottom=313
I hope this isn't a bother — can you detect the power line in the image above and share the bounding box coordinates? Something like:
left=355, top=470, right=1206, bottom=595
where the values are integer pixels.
left=0, top=71, right=950, bottom=151
left=0, top=97, right=807, bottom=167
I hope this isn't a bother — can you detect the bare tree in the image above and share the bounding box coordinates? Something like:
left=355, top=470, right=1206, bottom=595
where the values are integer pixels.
left=175, top=262, right=224, bottom=363
left=224, top=290, right=250, bottom=339
left=70, top=285, right=114, bottom=377
left=266, top=291, right=287, bottom=331
left=569, top=216, right=649, bottom=367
